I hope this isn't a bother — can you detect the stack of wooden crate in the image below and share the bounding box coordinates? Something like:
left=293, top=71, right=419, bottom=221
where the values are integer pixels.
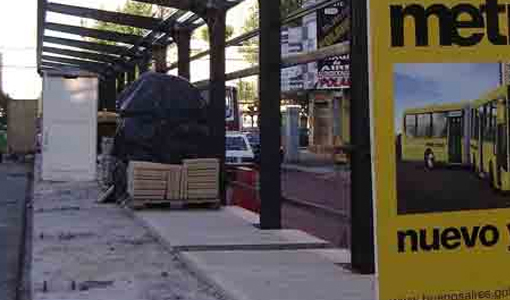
left=127, top=161, right=172, bottom=203
left=126, top=159, right=220, bottom=209
left=183, top=159, right=220, bottom=203
left=166, top=164, right=185, bottom=200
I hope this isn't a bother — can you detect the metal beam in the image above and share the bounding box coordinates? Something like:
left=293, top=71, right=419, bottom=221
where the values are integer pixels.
left=132, top=0, right=241, bottom=12
left=47, top=2, right=164, bottom=30
left=131, top=0, right=198, bottom=12
left=41, top=55, right=110, bottom=71
left=45, top=22, right=144, bottom=45
left=37, top=0, right=48, bottom=70
left=166, top=0, right=339, bottom=72
left=42, top=46, right=121, bottom=65
left=193, top=42, right=349, bottom=87
left=41, top=61, right=104, bottom=75
left=259, top=0, right=282, bottom=229
left=43, top=36, right=135, bottom=57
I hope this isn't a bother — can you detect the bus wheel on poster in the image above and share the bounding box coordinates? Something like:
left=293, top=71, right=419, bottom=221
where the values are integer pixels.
left=424, top=150, right=434, bottom=170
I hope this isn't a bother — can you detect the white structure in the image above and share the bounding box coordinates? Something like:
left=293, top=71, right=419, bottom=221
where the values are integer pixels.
left=0, top=52, right=3, bottom=94
left=284, top=105, right=301, bottom=162
left=41, top=70, right=98, bottom=181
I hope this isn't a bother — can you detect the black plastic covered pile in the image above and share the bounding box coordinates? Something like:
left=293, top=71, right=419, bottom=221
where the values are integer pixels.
left=112, top=72, right=211, bottom=164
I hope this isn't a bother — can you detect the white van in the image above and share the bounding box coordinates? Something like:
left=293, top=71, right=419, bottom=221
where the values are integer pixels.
left=225, top=131, right=255, bottom=165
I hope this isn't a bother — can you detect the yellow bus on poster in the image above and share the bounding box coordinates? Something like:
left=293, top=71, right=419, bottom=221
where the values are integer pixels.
left=369, top=0, right=510, bottom=299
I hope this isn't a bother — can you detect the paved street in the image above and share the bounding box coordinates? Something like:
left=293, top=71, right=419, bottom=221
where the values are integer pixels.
left=282, top=169, right=351, bottom=248
left=0, top=162, right=29, bottom=300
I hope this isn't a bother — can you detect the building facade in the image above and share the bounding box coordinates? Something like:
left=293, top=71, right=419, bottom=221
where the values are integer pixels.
left=281, top=0, right=351, bottom=162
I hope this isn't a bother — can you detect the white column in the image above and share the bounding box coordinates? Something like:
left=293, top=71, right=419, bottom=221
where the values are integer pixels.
left=284, top=105, right=300, bottom=162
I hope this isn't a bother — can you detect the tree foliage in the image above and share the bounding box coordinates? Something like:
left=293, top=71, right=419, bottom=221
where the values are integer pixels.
left=236, top=79, right=257, bottom=103
left=240, top=0, right=303, bottom=65
left=88, top=2, right=154, bottom=45
left=281, top=0, right=304, bottom=19
left=0, top=92, right=9, bottom=130
left=239, top=2, right=259, bottom=65
left=196, top=25, right=235, bottom=44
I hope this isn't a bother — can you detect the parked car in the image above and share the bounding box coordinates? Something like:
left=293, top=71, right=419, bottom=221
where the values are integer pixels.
left=226, top=131, right=255, bottom=166
left=243, top=130, right=284, bottom=165
left=244, top=131, right=260, bottom=163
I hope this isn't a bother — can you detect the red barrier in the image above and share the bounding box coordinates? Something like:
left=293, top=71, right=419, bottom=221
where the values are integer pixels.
left=231, top=167, right=260, bottom=213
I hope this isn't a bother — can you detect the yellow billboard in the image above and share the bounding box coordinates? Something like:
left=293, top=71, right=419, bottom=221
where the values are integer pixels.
left=370, top=0, right=510, bottom=299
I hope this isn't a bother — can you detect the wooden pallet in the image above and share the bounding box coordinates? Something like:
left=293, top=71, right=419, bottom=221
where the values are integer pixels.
left=128, top=198, right=220, bottom=210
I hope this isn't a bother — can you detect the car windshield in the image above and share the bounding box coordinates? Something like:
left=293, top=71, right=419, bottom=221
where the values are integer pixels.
left=246, top=134, right=259, bottom=146
left=226, top=136, right=248, bottom=151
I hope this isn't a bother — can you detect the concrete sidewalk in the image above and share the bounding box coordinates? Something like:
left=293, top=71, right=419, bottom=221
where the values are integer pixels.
left=30, top=157, right=227, bottom=300
left=134, top=206, right=375, bottom=300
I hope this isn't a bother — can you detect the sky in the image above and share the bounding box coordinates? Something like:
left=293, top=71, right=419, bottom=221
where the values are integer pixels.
left=393, top=63, right=501, bottom=133
left=0, top=0, right=252, bottom=99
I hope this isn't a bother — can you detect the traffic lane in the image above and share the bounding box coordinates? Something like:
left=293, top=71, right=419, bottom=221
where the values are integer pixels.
left=0, top=163, right=29, bottom=300
left=282, top=169, right=350, bottom=212
left=397, top=162, right=510, bottom=215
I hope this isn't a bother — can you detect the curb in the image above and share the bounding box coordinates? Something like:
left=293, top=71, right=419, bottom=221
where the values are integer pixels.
left=17, top=163, right=34, bottom=300
left=176, top=251, right=243, bottom=300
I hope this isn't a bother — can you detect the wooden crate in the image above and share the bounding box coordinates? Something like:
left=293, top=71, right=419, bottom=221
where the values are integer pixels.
left=126, top=159, right=221, bottom=210
left=166, top=165, right=183, bottom=200
left=183, top=159, right=220, bottom=200
left=127, top=161, right=171, bottom=200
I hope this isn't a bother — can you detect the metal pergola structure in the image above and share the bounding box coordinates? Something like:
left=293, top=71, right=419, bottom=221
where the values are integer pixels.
left=37, top=0, right=242, bottom=109
left=36, top=0, right=375, bottom=274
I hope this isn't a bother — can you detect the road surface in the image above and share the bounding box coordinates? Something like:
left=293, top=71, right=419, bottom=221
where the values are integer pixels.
left=282, top=170, right=351, bottom=248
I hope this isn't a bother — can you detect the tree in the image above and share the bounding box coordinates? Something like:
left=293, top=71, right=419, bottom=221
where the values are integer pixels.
left=195, top=25, right=235, bottom=43
left=239, top=2, right=259, bottom=65
left=87, top=3, right=154, bottom=45
left=0, top=94, right=7, bottom=127
left=236, top=79, right=257, bottom=103
left=239, top=0, right=303, bottom=65
left=281, top=0, right=303, bottom=19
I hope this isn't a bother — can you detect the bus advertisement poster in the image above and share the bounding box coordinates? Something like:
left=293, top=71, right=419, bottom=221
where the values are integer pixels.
left=368, top=0, right=510, bottom=299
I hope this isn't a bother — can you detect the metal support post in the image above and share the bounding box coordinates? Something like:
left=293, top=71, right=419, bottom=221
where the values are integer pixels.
left=350, top=0, right=375, bottom=274
left=139, top=53, right=151, bottom=74
left=105, top=75, right=117, bottom=111
left=127, top=65, right=136, bottom=85
left=153, top=44, right=167, bottom=73
left=176, top=28, right=191, bottom=80
left=259, top=0, right=282, bottom=229
left=207, top=8, right=227, bottom=205
left=117, top=72, right=125, bottom=95
left=98, top=77, right=107, bottom=111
